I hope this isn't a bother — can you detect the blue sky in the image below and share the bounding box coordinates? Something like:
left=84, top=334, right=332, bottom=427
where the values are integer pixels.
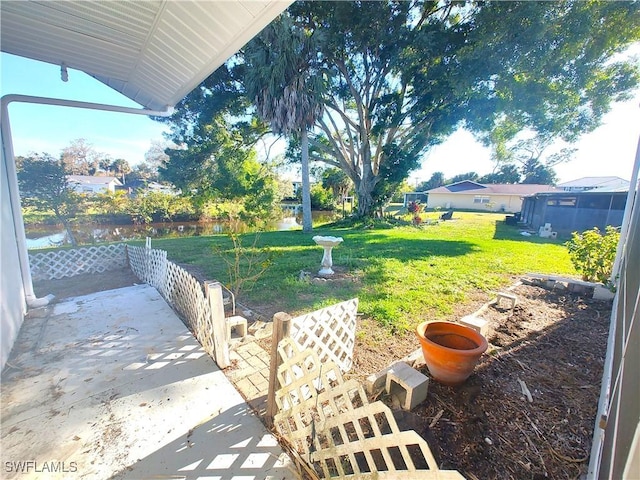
left=1, top=53, right=168, bottom=166
left=2, top=51, right=639, bottom=184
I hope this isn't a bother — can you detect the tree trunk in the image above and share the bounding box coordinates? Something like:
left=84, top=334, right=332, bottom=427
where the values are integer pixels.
left=59, top=216, right=78, bottom=247
left=301, top=130, right=313, bottom=233
left=356, top=185, right=375, bottom=217
left=356, top=166, right=376, bottom=218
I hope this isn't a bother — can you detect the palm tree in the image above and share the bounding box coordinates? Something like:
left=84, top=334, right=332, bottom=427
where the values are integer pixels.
left=245, top=15, right=325, bottom=233
left=111, top=158, right=131, bottom=184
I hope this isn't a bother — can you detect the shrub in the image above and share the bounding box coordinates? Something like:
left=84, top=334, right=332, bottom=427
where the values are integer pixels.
left=214, top=232, right=278, bottom=297
left=565, top=226, right=620, bottom=285
left=309, top=184, right=335, bottom=210
left=407, top=201, right=421, bottom=214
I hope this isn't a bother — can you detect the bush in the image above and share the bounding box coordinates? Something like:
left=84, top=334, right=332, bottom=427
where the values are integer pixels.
left=565, top=226, right=620, bottom=285
left=309, top=184, right=335, bottom=210
left=407, top=201, right=421, bottom=214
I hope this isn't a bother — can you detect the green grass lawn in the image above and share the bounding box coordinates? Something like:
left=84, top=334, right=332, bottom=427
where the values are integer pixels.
left=147, top=212, right=576, bottom=333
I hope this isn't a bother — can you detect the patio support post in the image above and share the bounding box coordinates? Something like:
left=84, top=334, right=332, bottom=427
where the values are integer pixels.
left=204, top=281, right=231, bottom=369
left=1, top=96, right=54, bottom=308
left=266, top=312, right=292, bottom=427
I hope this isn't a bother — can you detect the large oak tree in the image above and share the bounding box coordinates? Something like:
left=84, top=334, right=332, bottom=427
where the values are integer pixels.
left=158, top=1, right=640, bottom=218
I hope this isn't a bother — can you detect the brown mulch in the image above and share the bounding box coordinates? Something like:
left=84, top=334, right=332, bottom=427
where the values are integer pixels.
left=389, top=284, right=611, bottom=480
left=32, top=267, right=141, bottom=300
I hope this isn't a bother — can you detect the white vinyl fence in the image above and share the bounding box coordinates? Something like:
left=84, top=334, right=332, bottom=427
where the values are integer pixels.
left=28, top=244, right=127, bottom=281
left=127, top=244, right=224, bottom=364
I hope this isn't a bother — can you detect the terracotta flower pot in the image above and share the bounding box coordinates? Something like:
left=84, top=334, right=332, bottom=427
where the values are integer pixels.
left=416, top=321, right=488, bottom=386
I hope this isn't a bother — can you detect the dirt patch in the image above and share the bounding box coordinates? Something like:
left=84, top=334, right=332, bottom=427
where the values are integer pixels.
left=386, top=284, right=611, bottom=480
left=33, top=267, right=141, bottom=301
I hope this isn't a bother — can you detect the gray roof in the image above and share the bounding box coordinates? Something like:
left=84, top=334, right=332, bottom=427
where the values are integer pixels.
left=533, top=187, right=629, bottom=196
left=427, top=181, right=558, bottom=195
left=557, top=176, right=630, bottom=189
left=68, top=175, right=122, bottom=186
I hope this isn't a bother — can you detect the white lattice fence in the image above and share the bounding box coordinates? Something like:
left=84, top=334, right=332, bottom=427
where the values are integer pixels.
left=29, top=244, right=127, bottom=281
left=127, top=245, right=216, bottom=360
left=161, top=261, right=216, bottom=358
left=127, top=245, right=167, bottom=288
left=290, top=298, right=358, bottom=373
left=273, top=338, right=464, bottom=479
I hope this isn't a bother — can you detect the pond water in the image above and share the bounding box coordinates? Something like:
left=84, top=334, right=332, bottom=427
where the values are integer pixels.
left=25, top=211, right=341, bottom=249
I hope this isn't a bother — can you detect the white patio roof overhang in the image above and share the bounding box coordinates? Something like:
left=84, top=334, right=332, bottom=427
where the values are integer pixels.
left=0, top=1, right=291, bottom=365
left=1, top=0, right=291, bottom=111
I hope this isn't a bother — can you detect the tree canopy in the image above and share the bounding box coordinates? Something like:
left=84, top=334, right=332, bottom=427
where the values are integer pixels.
left=157, top=114, right=280, bottom=222
left=61, top=138, right=109, bottom=176
left=17, top=154, right=81, bottom=245
left=156, top=0, right=640, bottom=218
left=244, top=14, right=326, bottom=231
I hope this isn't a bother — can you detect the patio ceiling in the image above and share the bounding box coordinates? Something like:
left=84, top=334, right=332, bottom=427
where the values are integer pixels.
left=0, top=0, right=291, bottom=110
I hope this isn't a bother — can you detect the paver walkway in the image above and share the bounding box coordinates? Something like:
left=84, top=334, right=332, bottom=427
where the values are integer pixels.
left=0, top=285, right=295, bottom=480
left=226, top=342, right=272, bottom=416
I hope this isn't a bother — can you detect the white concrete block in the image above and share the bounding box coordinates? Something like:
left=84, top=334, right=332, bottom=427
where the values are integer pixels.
left=460, top=315, right=489, bottom=337
left=385, top=362, right=429, bottom=411
left=593, top=285, right=615, bottom=301
left=226, top=315, right=248, bottom=340
left=366, top=363, right=396, bottom=396
left=497, top=292, right=517, bottom=311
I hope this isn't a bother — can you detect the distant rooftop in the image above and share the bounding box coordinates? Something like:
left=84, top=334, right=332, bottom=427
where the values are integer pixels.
left=557, top=176, right=629, bottom=191
left=67, top=175, right=122, bottom=185
left=427, top=180, right=558, bottom=195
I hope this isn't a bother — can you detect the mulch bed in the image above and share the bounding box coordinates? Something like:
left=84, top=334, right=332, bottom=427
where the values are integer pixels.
left=390, top=284, right=612, bottom=480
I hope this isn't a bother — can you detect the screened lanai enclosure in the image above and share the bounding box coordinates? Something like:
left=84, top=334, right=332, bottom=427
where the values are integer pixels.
left=520, top=190, right=628, bottom=237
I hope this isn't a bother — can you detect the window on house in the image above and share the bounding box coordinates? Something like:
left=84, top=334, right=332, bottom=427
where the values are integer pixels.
left=547, top=196, right=576, bottom=207
left=611, top=195, right=626, bottom=210
left=581, top=195, right=611, bottom=210
left=473, top=196, right=490, bottom=204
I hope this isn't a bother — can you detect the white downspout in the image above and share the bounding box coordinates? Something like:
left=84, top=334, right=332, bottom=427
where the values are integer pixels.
left=0, top=94, right=173, bottom=308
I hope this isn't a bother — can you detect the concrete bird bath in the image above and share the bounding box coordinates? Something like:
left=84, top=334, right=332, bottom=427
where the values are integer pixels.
left=312, top=235, right=343, bottom=276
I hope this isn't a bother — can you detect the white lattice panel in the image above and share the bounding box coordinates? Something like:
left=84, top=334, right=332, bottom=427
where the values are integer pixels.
left=29, top=244, right=127, bottom=281
left=163, top=261, right=215, bottom=358
left=274, top=337, right=345, bottom=412
left=127, top=245, right=167, bottom=288
left=290, top=298, right=358, bottom=373
left=127, top=245, right=216, bottom=360
left=273, top=338, right=464, bottom=479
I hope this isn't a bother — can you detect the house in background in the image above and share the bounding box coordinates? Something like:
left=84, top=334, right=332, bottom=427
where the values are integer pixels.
left=403, top=191, right=428, bottom=207
left=68, top=175, right=122, bottom=194
left=425, top=180, right=558, bottom=213
left=291, top=180, right=303, bottom=197
left=520, top=187, right=628, bottom=236
left=557, top=176, right=630, bottom=192
left=125, top=179, right=179, bottom=196
left=283, top=178, right=317, bottom=200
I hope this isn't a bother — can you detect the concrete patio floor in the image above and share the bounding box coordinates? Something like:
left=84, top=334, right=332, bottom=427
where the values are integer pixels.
left=1, top=284, right=296, bottom=480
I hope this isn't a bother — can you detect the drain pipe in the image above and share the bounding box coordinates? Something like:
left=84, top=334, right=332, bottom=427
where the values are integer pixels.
left=1, top=94, right=173, bottom=308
